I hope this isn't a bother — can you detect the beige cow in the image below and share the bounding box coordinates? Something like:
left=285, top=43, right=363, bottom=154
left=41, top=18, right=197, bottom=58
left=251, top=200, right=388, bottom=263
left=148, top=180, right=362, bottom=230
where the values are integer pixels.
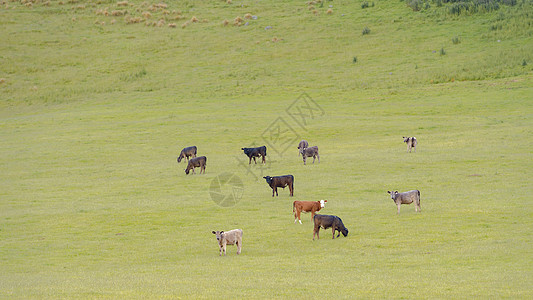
left=387, top=190, right=421, bottom=214
left=212, top=229, right=243, bottom=256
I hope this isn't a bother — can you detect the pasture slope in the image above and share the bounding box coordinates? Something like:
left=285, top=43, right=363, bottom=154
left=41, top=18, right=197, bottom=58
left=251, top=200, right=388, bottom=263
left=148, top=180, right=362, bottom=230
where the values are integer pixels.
left=1, top=0, right=532, bottom=298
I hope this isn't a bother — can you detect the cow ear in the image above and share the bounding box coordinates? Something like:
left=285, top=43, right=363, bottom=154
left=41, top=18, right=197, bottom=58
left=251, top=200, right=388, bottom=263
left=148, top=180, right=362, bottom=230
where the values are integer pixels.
left=220, top=231, right=224, bottom=234
left=387, top=191, right=391, bottom=194
left=395, top=191, right=399, bottom=194
left=212, top=231, right=216, bottom=234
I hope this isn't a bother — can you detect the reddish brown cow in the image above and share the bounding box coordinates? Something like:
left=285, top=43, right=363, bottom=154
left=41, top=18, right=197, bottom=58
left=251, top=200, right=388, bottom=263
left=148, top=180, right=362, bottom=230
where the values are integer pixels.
left=293, top=200, right=327, bottom=224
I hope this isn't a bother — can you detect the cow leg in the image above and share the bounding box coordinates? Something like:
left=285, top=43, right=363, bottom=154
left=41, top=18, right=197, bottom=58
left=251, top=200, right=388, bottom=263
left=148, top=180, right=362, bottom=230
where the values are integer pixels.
left=303, top=157, right=306, bottom=165
left=192, top=168, right=196, bottom=174
left=289, top=183, right=293, bottom=197
left=317, top=153, right=320, bottom=163
left=219, top=245, right=223, bottom=256
left=223, top=243, right=227, bottom=256
left=253, top=157, right=257, bottom=164
left=332, top=227, right=336, bottom=239
left=313, top=227, right=320, bottom=240
left=397, top=203, right=401, bottom=214
left=262, top=155, right=265, bottom=164
left=312, top=156, right=316, bottom=164
left=236, top=241, right=241, bottom=255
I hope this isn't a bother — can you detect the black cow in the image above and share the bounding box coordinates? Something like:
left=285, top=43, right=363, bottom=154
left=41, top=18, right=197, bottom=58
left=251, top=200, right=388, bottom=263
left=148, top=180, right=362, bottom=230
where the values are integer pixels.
left=177, top=146, right=197, bottom=163
left=313, top=214, right=349, bottom=240
left=241, top=146, right=267, bottom=164
left=263, top=175, right=294, bottom=197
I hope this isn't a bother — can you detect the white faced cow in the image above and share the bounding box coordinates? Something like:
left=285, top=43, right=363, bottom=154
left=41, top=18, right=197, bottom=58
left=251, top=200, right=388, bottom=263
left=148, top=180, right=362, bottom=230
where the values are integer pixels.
left=212, top=229, right=243, bottom=256
left=387, top=190, right=421, bottom=214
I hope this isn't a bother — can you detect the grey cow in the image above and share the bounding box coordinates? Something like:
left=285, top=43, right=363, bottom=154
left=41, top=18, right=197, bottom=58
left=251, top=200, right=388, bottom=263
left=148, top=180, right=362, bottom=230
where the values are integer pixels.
left=302, top=146, right=320, bottom=165
left=297, top=140, right=309, bottom=156
left=177, top=146, right=197, bottom=163
left=185, top=156, right=206, bottom=175
left=387, top=190, right=421, bottom=214
left=212, top=229, right=243, bottom=256
left=403, top=137, right=417, bottom=153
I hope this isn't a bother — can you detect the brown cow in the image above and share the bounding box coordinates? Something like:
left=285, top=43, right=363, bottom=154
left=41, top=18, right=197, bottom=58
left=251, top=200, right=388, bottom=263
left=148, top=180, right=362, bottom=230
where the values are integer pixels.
left=293, top=200, right=327, bottom=224
left=263, top=175, right=294, bottom=197
left=313, top=214, right=349, bottom=240
left=185, top=156, right=206, bottom=175
left=177, top=146, right=197, bottom=163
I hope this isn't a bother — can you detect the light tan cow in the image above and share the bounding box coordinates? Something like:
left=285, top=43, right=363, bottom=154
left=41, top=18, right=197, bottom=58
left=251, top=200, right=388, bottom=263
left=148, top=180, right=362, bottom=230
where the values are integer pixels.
left=387, top=190, right=421, bottom=214
left=212, top=229, right=243, bottom=256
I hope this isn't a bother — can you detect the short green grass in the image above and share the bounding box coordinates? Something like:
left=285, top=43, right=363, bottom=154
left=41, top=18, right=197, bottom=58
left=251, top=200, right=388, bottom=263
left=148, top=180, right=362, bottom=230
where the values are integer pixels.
left=1, top=0, right=532, bottom=298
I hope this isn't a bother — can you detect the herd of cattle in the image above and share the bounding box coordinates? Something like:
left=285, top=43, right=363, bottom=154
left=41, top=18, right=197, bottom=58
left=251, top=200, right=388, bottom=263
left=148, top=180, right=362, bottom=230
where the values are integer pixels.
left=178, top=137, right=421, bottom=255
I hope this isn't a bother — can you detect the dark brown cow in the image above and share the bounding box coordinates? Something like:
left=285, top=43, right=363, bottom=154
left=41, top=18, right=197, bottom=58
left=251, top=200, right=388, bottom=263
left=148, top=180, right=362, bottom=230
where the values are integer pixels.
left=185, top=156, right=206, bottom=175
left=177, top=146, right=197, bottom=163
left=313, top=214, right=349, bottom=240
left=263, top=175, right=294, bottom=197
left=293, top=200, right=327, bottom=224
left=241, top=146, right=267, bottom=164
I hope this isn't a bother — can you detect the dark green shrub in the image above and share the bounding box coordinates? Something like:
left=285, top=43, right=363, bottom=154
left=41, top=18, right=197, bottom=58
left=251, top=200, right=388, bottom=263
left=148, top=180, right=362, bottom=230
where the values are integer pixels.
left=362, top=27, right=371, bottom=35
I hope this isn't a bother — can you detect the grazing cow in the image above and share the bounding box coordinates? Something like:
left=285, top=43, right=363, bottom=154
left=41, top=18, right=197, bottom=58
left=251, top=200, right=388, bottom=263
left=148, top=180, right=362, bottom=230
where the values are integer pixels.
left=297, top=140, right=309, bottom=156
left=212, top=229, right=243, bottom=256
left=263, top=175, right=294, bottom=197
left=387, top=190, right=421, bottom=214
left=293, top=200, right=327, bottom=224
left=177, top=146, right=197, bottom=163
left=403, top=137, right=417, bottom=153
left=241, top=146, right=267, bottom=164
left=302, top=146, right=320, bottom=165
left=185, top=156, right=206, bottom=175
left=313, top=214, right=349, bottom=240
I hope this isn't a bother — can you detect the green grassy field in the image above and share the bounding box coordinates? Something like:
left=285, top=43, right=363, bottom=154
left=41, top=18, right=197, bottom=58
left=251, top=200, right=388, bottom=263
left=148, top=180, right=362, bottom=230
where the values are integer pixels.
left=1, top=0, right=532, bottom=298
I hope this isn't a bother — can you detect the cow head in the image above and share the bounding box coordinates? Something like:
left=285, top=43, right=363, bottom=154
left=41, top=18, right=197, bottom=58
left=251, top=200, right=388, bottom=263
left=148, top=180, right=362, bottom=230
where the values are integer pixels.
left=403, top=137, right=410, bottom=143
left=387, top=191, right=399, bottom=201
left=177, top=156, right=182, bottom=163
left=263, top=176, right=272, bottom=185
left=185, top=168, right=190, bottom=175
left=341, top=227, right=349, bottom=237
left=320, top=200, right=327, bottom=208
left=212, top=230, right=224, bottom=241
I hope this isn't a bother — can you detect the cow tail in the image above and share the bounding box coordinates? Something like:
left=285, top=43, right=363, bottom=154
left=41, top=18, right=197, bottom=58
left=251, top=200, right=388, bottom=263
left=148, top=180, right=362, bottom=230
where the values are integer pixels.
left=292, top=201, right=295, bottom=212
